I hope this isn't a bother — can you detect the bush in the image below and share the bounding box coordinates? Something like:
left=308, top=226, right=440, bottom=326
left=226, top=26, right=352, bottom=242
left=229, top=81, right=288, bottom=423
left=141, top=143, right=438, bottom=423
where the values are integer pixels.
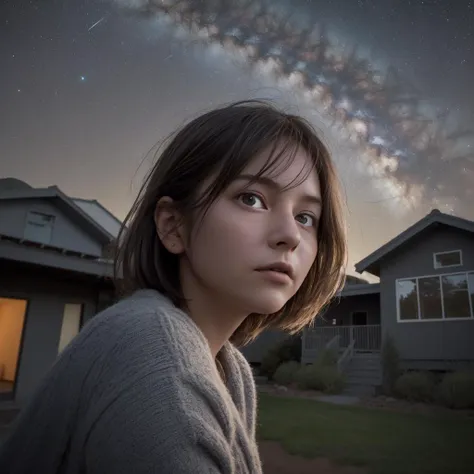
left=273, top=361, right=301, bottom=386
left=260, top=335, right=302, bottom=379
left=274, top=334, right=302, bottom=362
left=381, top=334, right=400, bottom=395
left=436, top=372, right=474, bottom=409
left=295, top=364, right=345, bottom=394
left=315, top=347, right=338, bottom=367
left=259, top=351, right=281, bottom=379
left=395, top=371, right=434, bottom=402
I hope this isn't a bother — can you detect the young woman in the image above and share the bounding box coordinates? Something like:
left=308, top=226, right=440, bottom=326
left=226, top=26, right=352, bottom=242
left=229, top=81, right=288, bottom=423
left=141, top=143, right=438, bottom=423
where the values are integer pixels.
left=0, top=100, right=347, bottom=473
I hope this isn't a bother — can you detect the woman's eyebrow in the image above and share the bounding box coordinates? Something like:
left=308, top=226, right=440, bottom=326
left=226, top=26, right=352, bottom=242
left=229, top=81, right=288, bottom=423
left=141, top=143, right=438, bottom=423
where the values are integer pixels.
left=234, top=173, right=322, bottom=205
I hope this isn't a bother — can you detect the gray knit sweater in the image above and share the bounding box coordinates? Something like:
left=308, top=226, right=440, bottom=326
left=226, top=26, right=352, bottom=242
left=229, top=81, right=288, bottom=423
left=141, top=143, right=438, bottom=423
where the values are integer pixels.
left=0, top=290, right=262, bottom=473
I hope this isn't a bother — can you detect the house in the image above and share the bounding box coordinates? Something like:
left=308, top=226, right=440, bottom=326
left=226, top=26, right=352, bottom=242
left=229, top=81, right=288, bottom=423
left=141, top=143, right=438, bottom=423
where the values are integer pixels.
left=0, top=178, right=120, bottom=405
left=243, top=209, right=474, bottom=391
left=301, top=208, right=474, bottom=375
left=241, top=274, right=369, bottom=365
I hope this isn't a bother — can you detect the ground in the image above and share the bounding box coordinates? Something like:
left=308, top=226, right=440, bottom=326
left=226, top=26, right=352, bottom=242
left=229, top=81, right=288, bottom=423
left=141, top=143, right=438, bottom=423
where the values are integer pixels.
left=2, top=394, right=474, bottom=473
left=260, top=441, right=367, bottom=474
left=257, top=392, right=474, bottom=474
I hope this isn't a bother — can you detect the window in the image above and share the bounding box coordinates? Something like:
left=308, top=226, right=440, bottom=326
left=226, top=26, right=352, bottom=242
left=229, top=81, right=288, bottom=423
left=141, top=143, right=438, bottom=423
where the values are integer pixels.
left=433, top=250, right=462, bottom=269
left=0, top=298, right=28, bottom=399
left=397, top=271, right=474, bottom=321
left=24, top=211, right=55, bottom=244
left=397, top=279, right=419, bottom=321
left=58, top=304, right=83, bottom=354
left=442, top=274, right=471, bottom=319
left=418, top=276, right=442, bottom=320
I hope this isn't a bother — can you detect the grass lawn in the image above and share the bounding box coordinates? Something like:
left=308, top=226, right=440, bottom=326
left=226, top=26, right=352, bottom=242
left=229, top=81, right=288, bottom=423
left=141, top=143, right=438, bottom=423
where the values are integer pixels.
left=257, top=393, right=474, bottom=474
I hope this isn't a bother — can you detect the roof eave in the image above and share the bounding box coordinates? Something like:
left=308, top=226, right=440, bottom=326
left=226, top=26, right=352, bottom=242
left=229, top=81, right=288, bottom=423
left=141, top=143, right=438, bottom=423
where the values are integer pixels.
left=354, top=211, right=474, bottom=277
left=1, top=186, right=116, bottom=244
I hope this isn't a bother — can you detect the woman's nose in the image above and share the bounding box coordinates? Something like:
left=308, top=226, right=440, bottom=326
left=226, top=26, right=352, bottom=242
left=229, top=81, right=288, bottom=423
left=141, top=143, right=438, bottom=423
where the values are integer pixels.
left=267, top=212, right=301, bottom=251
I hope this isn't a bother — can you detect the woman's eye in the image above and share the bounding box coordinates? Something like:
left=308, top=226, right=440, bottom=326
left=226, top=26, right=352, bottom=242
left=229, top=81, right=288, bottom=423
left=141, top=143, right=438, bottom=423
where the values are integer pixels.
left=239, top=193, right=266, bottom=209
left=296, top=213, right=315, bottom=227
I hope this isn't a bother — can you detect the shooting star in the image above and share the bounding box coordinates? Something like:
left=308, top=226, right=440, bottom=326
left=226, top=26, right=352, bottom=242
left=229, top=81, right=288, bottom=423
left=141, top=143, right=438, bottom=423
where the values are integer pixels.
left=88, top=16, right=105, bottom=32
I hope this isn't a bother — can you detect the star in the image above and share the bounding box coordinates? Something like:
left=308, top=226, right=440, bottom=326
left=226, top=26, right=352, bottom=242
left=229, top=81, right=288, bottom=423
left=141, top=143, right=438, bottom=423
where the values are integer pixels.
left=80, top=76, right=86, bottom=82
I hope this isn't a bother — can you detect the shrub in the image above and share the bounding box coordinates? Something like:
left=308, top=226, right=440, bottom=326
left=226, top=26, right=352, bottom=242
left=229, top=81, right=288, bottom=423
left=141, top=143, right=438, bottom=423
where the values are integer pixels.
left=273, top=361, right=301, bottom=386
left=381, top=333, right=400, bottom=395
left=260, top=335, right=302, bottom=379
left=315, top=347, right=338, bottom=367
left=436, top=372, right=474, bottom=409
left=395, top=371, right=435, bottom=402
left=275, top=334, right=302, bottom=363
left=259, top=351, right=281, bottom=379
left=295, top=364, right=345, bottom=394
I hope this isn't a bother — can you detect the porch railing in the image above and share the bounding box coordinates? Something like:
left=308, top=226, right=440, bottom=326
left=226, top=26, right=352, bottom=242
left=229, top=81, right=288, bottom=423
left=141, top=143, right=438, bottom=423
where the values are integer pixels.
left=303, top=325, right=382, bottom=357
left=325, top=334, right=340, bottom=353
left=337, top=339, right=356, bottom=372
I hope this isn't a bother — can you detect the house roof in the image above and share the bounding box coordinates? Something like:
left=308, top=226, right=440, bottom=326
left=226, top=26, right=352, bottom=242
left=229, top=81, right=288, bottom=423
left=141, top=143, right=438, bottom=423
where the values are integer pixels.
left=0, top=180, right=116, bottom=244
left=72, top=198, right=122, bottom=238
left=339, top=283, right=380, bottom=297
left=355, top=209, right=474, bottom=277
left=0, top=234, right=114, bottom=278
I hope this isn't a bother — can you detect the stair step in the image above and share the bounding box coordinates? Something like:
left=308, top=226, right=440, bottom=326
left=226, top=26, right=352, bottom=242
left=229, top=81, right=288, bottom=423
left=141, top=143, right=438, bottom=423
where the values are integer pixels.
left=350, top=361, right=381, bottom=368
left=352, top=356, right=381, bottom=362
left=347, top=368, right=382, bottom=376
left=349, top=366, right=380, bottom=373
left=347, top=367, right=382, bottom=375
left=351, top=358, right=380, bottom=361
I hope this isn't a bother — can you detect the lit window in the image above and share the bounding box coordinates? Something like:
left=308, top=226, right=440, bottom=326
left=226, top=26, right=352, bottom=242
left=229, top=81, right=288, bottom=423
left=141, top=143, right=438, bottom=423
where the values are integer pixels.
left=58, top=304, right=83, bottom=354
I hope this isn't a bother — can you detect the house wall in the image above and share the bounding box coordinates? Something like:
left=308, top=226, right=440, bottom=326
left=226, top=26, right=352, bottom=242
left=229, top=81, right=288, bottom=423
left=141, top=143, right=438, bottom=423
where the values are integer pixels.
left=379, top=226, right=474, bottom=370
left=0, top=263, right=114, bottom=404
left=0, top=198, right=103, bottom=257
left=318, top=293, right=380, bottom=326
left=240, top=330, right=289, bottom=365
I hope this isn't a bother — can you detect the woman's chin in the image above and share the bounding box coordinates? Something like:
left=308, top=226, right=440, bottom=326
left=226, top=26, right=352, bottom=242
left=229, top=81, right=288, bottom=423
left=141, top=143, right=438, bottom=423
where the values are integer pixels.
left=247, top=294, right=289, bottom=316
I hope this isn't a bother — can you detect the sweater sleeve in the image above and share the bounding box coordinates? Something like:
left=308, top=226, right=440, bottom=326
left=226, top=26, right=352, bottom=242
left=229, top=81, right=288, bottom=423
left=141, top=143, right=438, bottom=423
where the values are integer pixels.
left=82, top=306, right=240, bottom=474
left=84, top=370, right=236, bottom=474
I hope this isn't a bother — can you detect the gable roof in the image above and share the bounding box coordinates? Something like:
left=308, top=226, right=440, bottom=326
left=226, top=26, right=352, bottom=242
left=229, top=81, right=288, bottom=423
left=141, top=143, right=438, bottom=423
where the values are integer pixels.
left=0, top=182, right=115, bottom=244
left=355, top=209, right=474, bottom=277
left=72, top=198, right=122, bottom=238
left=340, top=283, right=380, bottom=297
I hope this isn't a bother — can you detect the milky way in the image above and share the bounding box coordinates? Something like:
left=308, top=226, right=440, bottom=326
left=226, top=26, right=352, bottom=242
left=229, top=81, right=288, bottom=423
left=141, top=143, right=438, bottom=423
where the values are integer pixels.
left=113, top=0, right=474, bottom=214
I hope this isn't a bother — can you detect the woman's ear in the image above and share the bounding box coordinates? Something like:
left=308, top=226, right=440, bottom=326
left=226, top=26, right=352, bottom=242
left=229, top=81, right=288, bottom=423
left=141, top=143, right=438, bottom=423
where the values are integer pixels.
left=154, top=197, right=186, bottom=254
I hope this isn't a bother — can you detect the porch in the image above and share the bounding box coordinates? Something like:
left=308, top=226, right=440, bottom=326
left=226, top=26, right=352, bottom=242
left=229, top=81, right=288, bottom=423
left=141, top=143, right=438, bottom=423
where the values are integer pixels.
left=302, top=324, right=382, bottom=364
left=301, top=285, right=382, bottom=364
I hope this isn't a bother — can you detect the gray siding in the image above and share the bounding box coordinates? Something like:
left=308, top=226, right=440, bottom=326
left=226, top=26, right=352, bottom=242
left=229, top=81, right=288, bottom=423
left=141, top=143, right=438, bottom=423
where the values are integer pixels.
left=318, top=293, right=380, bottom=326
left=0, top=198, right=102, bottom=257
left=379, top=226, right=474, bottom=369
left=0, top=264, right=113, bottom=404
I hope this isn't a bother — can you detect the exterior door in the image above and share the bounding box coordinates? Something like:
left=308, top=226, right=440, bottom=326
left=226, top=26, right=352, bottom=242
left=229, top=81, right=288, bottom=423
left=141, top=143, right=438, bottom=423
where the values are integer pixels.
left=351, top=311, right=368, bottom=326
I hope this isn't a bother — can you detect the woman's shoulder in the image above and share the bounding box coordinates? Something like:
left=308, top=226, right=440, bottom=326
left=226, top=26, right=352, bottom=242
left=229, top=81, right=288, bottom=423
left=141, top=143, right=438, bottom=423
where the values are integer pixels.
left=81, top=289, right=213, bottom=370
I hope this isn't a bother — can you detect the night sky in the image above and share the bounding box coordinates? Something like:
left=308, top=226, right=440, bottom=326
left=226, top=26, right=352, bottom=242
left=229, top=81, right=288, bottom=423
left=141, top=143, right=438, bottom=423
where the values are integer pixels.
left=1, top=0, right=473, bottom=279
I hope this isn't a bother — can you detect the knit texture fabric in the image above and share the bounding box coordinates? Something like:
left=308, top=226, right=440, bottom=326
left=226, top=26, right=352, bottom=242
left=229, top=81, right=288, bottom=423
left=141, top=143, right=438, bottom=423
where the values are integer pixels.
left=0, top=289, right=262, bottom=473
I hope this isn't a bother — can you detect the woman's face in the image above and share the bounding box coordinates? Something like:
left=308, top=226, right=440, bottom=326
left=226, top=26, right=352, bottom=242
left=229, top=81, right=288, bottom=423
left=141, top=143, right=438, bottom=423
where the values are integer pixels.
left=180, top=144, right=322, bottom=316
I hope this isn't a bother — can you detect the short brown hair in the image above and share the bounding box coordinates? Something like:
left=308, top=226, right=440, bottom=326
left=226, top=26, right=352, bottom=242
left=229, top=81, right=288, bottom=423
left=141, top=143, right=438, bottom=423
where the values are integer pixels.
left=115, top=100, right=347, bottom=346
